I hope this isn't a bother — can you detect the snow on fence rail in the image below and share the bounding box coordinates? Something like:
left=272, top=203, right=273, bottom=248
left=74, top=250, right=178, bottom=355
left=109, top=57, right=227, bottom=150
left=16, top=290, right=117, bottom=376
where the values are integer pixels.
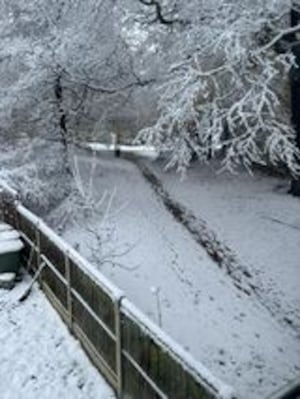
left=0, top=187, right=234, bottom=399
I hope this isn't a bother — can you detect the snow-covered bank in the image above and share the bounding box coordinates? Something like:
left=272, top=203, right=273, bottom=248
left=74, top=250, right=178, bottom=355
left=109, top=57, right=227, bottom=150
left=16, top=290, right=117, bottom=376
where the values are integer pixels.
left=147, top=160, right=300, bottom=333
left=58, top=152, right=300, bottom=399
left=0, top=276, right=115, bottom=399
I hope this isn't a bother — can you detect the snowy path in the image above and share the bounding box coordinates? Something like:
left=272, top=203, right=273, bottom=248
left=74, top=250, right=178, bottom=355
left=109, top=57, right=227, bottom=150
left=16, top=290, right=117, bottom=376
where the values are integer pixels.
left=0, top=276, right=115, bottom=399
left=57, top=153, right=300, bottom=399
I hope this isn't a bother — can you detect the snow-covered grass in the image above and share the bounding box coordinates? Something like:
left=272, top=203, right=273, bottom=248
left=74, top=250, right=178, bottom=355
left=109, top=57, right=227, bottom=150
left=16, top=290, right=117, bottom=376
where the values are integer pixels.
left=0, top=275, right=116, bottom=399
left=55, top=151, right=300, bottom=399
left=149, top=160, right=300, bottom=332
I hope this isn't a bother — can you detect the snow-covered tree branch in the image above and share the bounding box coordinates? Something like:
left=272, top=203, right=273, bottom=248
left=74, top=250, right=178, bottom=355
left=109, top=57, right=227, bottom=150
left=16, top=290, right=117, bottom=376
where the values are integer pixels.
left=136, top=0, right=300, bottom=175
left=0, top=0, right=157, bottom=210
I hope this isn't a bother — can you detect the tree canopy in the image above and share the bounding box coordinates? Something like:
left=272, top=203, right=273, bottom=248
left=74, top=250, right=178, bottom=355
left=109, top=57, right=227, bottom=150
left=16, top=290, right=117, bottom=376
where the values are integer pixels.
left=0, top=0, right=299, bottom=188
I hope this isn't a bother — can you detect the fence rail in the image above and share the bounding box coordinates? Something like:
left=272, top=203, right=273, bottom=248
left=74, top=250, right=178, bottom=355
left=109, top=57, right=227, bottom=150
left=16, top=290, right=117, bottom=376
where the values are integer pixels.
left=0, top=189, right=234, bottom=399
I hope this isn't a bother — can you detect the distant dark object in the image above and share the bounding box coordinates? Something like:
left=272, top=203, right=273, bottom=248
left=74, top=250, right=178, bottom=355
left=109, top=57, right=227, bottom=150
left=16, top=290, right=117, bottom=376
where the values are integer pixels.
left=115, top=148, right=121, bottom=158
left=289, top=179, right=300, bottom=196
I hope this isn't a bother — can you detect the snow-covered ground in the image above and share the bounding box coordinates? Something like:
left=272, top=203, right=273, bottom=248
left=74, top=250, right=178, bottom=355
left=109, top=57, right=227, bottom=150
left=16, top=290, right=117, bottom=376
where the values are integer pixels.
left=148, top=159, right=300, bottom=333
left=0, top=275, right=115, bottom=399
left=54, top=151, right=300, bottom=399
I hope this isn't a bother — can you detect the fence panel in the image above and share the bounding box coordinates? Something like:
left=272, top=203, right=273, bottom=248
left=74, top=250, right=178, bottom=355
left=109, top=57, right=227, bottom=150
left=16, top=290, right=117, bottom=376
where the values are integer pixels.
left=72, top=290, right=116, bottom=371
left=0, top=193, right=234, bottom=399
left=18, top=211, right=36, bottom=243
left=40, top=231, right=66, bottom=277
left=70, top=259, right=115, bottom=332
left=122, top=354, right=162, bottom=399
left=121, top=308, right=216, bottom=399
left=41, top=264, right=68, bottom=310
left=8, top=203, right=120, bottom=392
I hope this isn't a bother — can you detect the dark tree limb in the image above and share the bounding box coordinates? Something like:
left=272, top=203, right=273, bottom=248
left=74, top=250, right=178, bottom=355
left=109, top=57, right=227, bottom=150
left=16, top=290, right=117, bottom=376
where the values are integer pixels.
left=54, top=75, right=68, bottom=149
left=289, top=4, right=300, bottom=196
left=138, top=0, right=183, bottom=26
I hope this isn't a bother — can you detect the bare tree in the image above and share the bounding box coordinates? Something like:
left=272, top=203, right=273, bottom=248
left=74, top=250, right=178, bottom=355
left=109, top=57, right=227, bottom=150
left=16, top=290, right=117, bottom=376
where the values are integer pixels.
left=0, top=0, right=157, bottom=208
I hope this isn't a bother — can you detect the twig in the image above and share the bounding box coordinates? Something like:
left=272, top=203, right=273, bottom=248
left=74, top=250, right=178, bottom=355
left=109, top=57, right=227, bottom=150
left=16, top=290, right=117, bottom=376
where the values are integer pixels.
left=25, top=245, right=35, bottom=272
left=18, top=261, right=46, bottom=302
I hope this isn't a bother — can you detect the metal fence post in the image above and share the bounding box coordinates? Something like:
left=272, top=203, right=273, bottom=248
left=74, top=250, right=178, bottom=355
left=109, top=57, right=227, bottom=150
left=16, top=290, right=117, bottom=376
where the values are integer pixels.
left=114, top=296, right=124, bottom=398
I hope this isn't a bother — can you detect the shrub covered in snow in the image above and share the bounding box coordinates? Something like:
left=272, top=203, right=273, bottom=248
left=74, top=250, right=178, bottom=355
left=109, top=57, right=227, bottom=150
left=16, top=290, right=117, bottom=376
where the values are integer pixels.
left=0, top=139, right=71, bottom=214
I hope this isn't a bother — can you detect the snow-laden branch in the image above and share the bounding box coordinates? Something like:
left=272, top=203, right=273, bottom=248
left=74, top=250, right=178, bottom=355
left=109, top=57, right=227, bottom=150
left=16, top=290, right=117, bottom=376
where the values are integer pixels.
left=256, top=22, right=300, bottom=54
left=137, top=1, right=300, bottom=175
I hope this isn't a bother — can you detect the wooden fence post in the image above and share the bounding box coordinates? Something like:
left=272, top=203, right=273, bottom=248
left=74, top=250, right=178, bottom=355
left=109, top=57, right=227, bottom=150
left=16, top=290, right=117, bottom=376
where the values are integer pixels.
left=13, top=201, right=20, bottom=232
left=114, top=296, right=124, bottom=398
left=35, top=225, right=41, bottom=272
left=65, top=252, right=73, bottom=330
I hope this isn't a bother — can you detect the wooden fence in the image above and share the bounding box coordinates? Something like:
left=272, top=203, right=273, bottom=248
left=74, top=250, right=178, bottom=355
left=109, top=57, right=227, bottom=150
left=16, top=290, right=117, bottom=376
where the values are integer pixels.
left=0, top=191, right=234, bottom=399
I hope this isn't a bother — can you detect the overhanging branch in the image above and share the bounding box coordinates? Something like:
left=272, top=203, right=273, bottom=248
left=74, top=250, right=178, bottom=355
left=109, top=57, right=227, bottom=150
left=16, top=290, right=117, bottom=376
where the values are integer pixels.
left=138, top=0, right=183, bottom=26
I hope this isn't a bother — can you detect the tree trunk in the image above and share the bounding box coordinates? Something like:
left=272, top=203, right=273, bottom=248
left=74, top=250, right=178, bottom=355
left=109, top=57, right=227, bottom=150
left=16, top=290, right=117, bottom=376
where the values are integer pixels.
left=290, top=5, right=300, bottom=196
left=55, top=74, right=72, bottom=175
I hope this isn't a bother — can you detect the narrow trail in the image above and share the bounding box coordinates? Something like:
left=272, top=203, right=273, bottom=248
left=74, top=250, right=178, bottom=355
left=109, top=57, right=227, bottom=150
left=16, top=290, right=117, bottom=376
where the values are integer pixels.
left=133, top=159, right=300, bottom=338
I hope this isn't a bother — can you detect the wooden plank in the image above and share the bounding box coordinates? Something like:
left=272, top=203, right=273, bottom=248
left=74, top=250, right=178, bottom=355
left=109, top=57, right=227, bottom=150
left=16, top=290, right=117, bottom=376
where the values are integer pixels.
left=123, top=350, right=167, bottom=399
left=114, top=298, right=123, bottom=398
left=65, top=253, right=73, bottom=329
left=122, top=312, right=216, bottom=399
left=42, top=282, right=118, bottom=392
left=72, top=293, right=117, bottom=372
left=42, top=282, right=70, bottom=324
left=41, top=262, right=68, bottom=309
left=40, top=230, right=66, bottom=277
left=72, top=322, right=118, bottom=390
left=70, top=260, right=115, bottom=332
left=71, top=288, right=115, bottom=341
